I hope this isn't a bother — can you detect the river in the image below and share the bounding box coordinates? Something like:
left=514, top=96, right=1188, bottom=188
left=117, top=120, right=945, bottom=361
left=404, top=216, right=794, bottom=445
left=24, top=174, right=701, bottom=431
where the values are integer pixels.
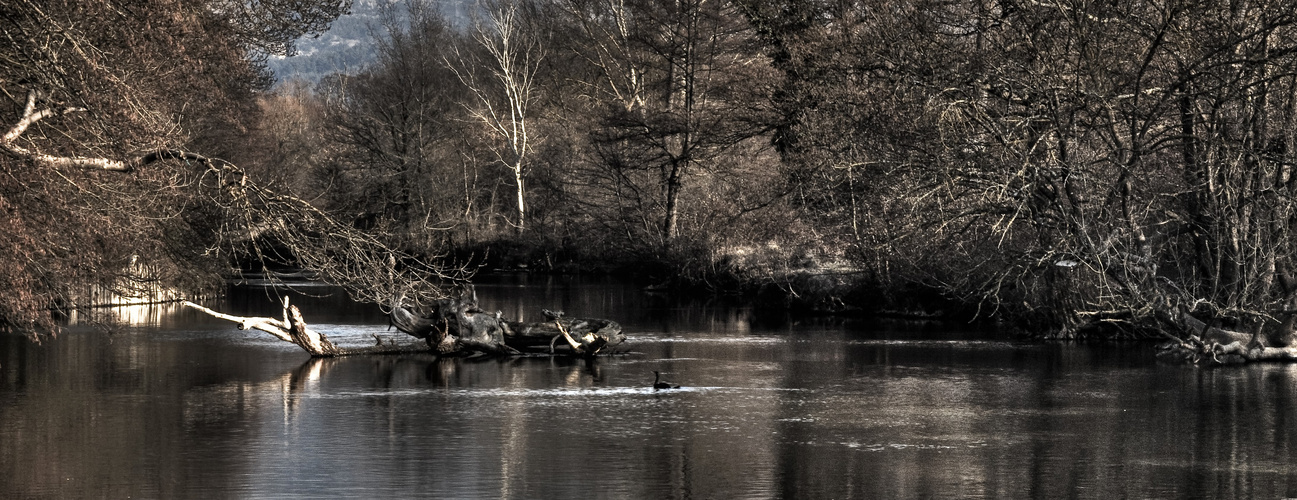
left=2, top=274, right=1297, bottom=498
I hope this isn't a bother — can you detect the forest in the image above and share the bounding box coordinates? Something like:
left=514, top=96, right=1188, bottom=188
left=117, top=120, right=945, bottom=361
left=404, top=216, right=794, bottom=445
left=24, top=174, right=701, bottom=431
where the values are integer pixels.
left=6, top=0, right=1297, bottom=351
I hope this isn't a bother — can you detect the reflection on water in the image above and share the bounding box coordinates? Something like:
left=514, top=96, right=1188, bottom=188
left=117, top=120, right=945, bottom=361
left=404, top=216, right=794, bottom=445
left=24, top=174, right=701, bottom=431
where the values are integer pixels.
left=4, top=275, right=1297, bottom=498
left=64, top=303, right=169, bottom=327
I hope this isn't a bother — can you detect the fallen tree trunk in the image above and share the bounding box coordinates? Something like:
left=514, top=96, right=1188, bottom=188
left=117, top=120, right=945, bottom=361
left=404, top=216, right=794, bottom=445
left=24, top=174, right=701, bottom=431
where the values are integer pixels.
left=1160, top=310, right=1297, bottom=365
left=186, top=287, right=625, bottom=358
left=184, top=299, right=429, bottom=356
left=388, top=290, right=625, bottom=357
left=390, top=306, right=624, bottom=356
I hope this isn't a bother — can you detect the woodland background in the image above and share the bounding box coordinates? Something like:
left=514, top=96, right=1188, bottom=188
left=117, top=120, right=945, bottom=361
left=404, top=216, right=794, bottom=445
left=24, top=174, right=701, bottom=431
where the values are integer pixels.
left=6, top=0, right=1297, bottom=340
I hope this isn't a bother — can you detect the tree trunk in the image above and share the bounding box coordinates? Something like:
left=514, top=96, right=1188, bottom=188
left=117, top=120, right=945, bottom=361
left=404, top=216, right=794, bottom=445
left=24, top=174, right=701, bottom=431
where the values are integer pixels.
left=663, top=159, right=683, bottom=242
left=185, top=287, right=624, bottom=358
left=513, top=160, right=526, bottom=233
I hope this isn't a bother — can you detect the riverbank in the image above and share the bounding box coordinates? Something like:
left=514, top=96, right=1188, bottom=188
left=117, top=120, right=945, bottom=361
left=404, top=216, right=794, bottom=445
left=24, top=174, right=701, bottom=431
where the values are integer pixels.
left=451, top=237, right=982, bottom=325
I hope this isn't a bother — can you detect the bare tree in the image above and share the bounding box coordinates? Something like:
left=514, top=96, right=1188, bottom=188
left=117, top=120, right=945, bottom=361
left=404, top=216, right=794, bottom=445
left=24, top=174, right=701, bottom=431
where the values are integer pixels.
left=547, top=0, right=781, bottom=251
left=555, top=0, right=649, bottom=114
left=314, top=4, right=482, bottom=249
left=750, top=0, right=1297, bottom=347
left=446, top=0, right=545, bottom=233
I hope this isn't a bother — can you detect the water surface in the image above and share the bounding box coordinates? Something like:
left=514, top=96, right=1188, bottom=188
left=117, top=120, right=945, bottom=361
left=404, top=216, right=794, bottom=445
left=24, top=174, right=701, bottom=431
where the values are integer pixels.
left=3, top=274, right=1297, bottom=498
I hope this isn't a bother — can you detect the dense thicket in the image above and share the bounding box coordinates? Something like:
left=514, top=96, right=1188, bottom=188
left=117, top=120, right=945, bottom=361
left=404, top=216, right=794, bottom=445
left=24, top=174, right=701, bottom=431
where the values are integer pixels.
left=743, top=0, right=1297, bottom=336
left=285, top=0, right=1297, bottom=338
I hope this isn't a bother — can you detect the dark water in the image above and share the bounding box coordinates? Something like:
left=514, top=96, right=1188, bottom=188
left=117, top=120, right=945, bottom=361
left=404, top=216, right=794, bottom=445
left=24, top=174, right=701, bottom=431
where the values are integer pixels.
left=3, top=275, right=1297, bottom=499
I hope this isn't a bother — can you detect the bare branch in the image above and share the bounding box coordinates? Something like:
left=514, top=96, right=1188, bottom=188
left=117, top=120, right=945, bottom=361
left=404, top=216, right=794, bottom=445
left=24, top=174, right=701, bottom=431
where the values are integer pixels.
left=182, top=300, right=294, bottom=343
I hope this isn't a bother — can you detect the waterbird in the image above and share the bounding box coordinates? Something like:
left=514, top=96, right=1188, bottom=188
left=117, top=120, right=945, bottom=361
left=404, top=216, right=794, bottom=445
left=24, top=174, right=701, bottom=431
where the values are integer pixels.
left=653, top=370, right=680, bottom=390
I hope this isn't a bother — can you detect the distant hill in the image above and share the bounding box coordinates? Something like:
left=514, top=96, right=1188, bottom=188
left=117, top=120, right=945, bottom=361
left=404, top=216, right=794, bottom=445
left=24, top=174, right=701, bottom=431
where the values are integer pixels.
left=267, top=0, right=472, bottom=84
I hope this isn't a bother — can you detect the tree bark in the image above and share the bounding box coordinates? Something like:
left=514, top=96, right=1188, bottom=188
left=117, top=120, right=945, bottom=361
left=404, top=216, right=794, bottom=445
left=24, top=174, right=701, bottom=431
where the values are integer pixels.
left=663, top=159, right=683, bottom=243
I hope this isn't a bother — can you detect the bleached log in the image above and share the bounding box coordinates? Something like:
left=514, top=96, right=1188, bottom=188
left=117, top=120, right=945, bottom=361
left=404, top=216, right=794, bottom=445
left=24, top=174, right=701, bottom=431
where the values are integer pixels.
left=184, top=297, right=342, bottom=355
left=182, top=300, right=295, bottom=343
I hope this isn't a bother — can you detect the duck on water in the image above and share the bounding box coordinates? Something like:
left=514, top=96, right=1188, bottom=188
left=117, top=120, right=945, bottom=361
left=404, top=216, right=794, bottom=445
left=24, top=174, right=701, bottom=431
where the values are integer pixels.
left=653, top=371, right=680, bottom=390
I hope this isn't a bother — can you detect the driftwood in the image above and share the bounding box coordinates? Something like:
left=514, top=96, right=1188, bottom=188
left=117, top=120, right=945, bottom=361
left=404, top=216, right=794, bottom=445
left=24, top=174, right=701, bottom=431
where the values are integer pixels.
left=185, top=286, right=624, bottom=358
left=1160, top=310, right=1297, bottom=365
left=1156, top=267, right=1297, bottom=365
left=389, top=287, right=625, bottom=357
left=183, top=298, right=429, bottom=356
left=183, top=298, right=343, bottom=356
left=504, top=317, right=624, bottom=355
